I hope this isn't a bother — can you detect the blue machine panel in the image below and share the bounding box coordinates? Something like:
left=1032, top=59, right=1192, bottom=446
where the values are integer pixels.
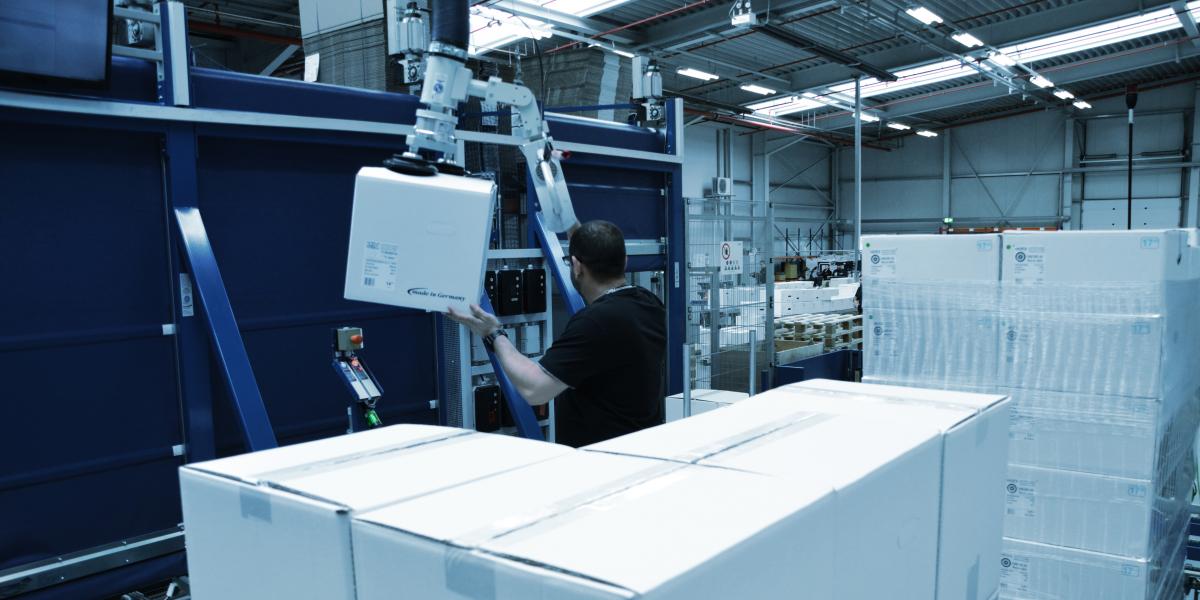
left=0, top=122, right=183, bottom=568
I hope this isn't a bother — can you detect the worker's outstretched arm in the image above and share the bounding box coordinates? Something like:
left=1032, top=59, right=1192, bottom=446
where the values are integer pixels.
left=446, top=305, right=567, bottom=406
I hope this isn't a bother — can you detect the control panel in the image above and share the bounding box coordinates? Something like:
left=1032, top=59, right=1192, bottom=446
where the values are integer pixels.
left=332, top=326, right=384, bottom=432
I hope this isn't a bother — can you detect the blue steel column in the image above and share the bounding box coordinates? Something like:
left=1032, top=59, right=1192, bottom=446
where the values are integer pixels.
left=665, top=99, right=685, bottom=394
left=533, top=212, right=586, bottom=314
left=164, top=130, right=216, bottom=462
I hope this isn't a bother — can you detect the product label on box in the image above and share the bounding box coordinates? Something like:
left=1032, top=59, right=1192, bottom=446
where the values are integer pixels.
left=977, top=239, right=994, bottom=252
left=362, top=240, right=399, bottom=291
left=1008, top=245, right=1045, bottom=284
left=864, top=248, right=897, bottom=279
left=1005, top=478, right=1037, bottom=519
left=999, top=553, right=1030, bottom=595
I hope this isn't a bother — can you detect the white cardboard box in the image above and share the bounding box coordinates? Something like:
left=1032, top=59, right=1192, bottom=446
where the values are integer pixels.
left=179, top=425, right=570, bottom=600
left=1004, top=464, right=1158, bottom=558
left=864, top=308, right=1001, bottom=388
left=344, top=167, right=495, bottom=313
left=863, top=234, right=1001, bottom=281
left=1004, top=388, right=1160, bottom=480
left=663, top=388, right=749, bottom=422
left=782, top=379, right=1011, bottom=600
left=351, top=451, right=837, bottom=600
left=1000, top=230, right=1193, bottom=285
left=999, top=537, right=1182, bottom=600
left=589, top=398, right=944, bottom=600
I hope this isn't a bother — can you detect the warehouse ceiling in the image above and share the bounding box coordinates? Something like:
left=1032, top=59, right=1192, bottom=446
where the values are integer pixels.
left=176, top=1, right=1200, bottom=141
left=466, top=0, right=1200, bottom=143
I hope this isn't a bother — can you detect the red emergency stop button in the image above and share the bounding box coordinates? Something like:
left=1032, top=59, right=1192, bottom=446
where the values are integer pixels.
left=350, top=334, right=363, bottom=344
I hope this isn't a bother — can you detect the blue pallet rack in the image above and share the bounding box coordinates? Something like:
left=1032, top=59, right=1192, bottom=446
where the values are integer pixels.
left=0, top=4, right=685, bottom=597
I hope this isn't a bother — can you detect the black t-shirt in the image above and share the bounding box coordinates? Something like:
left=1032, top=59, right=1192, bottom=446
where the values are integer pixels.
left=539, top=286, right=666, bottom=447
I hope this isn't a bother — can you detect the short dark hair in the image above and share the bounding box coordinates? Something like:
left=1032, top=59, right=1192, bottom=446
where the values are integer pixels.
left=569, top=220, right=626, bottom=280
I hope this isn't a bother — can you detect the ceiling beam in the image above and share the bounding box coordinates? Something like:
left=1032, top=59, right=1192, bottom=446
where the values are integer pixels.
left=496, top=0, right=643, bottom=45
left=1173, top=1, right=1200, bottom=47
left=817, top=42, right=1200, bottom=129
left=756, top=22, right=897, bottom=81
left=702, top=0, right=1177, bottom=98
left=632, top=0, right=835, bottom=52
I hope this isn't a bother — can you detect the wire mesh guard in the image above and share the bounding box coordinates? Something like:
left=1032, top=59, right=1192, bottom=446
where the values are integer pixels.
left=684, top=198, right=773, bottom=395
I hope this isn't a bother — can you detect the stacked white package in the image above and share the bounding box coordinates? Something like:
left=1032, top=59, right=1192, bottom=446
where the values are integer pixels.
left=663, top=388, right=749, bottom=422
left=352, top=451, right=839, bottom=600
left=861, top=230, right=1200, bottom=600
left=1000, top=535, right=1187, bottom=600
left=179, top=425, right=571, bottom=600
left=590, top=379, right=1010, bottom=600
left=717, top=324, right=765, bottom=347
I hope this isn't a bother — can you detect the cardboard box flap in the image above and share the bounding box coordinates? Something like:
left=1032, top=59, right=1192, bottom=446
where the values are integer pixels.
left=182, top=424, right=466, bottom=484
left=355, top=452, right=834, bottom=596
left=589, top=396, right=819, bottom=462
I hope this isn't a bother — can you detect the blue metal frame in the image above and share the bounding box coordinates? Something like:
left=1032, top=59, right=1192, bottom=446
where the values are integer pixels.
left=0, top=13, right=683, bottom=594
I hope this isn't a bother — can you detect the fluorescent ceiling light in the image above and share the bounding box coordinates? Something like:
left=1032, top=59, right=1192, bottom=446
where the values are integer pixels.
left=542, top=0, right=632, bottom=17
left=740, top=84, right=777, bottom=95
left=1030, top=75, right=1054, bottom=88
left=905, top=7, right=943, bottom=25
left=1073, top=100, right=1092, bottom=109
left=612, top=48, right=635, bottom=58
left=952, top=32, right=984, bottom=48
left=677, top=67, right=719, bottom=81
left=858, top=113, right=880, bottom=123
left=987, top=51, right=1017, bottom=67
left=748, top=95, right=823, bottom=117
left=887, top=122, right=911, bottom=130
left=1053, top=89, right=1074, bottom=100
left=916, top=129, right=939, bottom=137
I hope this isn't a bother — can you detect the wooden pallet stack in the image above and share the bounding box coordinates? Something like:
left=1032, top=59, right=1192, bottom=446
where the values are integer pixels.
left=775, top=314, right=863, bottom=352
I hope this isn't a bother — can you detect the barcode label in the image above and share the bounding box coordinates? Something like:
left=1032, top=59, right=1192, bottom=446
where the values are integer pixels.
left=364, top=276, right=376, bottom=287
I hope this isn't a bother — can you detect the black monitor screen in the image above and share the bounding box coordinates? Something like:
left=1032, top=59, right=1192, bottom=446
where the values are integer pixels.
left=0, top=0, right=113, bottom=84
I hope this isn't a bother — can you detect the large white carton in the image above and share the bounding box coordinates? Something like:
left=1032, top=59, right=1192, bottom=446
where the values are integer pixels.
left=351, top=451, right=837, bottom=600
left=863, top=234, right=1001, bottom=281
left=1000, top=230, right=1192, bottom=284
left=179, top=425, right=570, bottom=600
left=863, top=308, right=1001, bottom=388
left=784, top=379, right=1011, bottom=600
left=1000, top=536, right=1186, bottom=600
left=344, top=167, right=495, bottom=312
left=1004, top=388, right=1160, bottom=479
left=1004, top=464, right=1159, bottom=558
left=589, top=398, right=943, bottom=600
left=663, top=388, right=749, bottom=422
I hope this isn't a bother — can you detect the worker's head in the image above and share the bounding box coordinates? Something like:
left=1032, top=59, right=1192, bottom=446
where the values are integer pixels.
left=568, top=220, right=627, bottom=290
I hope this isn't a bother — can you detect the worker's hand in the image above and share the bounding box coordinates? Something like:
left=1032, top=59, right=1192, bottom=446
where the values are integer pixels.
left=445, top=304, right=501, bottom=338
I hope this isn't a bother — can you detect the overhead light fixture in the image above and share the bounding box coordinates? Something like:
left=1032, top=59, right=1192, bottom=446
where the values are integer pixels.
left=916, top=129, right=938, bottom=137
left=952, top=32, right=984, bottom=48
left=1030, top=75, right=1054, bottom=88
left=887, top=122, right=911, bottom=130
left=1073, top=100, right=1092, bottom=110
left=1053, top=89, right=1074, bottom=100
left=858, top=113, right=880, bottom=123
left=905, top=6, right=943, bottom=25
left=677, top=67, right=719, bottom=81
left=740, top=84, right=777, bottom=95
left=987, top=51, right=1017, bottom=67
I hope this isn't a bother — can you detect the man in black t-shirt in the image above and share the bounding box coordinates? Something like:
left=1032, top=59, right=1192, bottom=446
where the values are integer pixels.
left=447, top=220, right=666, bottom=447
